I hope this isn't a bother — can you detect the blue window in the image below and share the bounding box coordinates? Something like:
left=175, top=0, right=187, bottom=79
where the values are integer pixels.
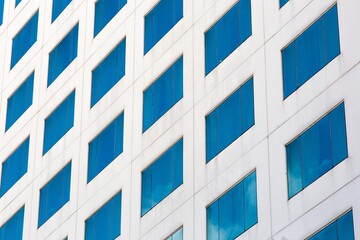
left=282, top=4, right=340, bottom=99
left=143, top=57, right=183, bottom=132
left=309, top=210, right=354, bottom=240
left=15, top=0, right=21, bottom=7
left=166, top=228, right=183, bottom=240
left=6, top=72, right=34, bottom=131
left=141, top=138, right=183, bottom=216
left=0, top=0, right=4, bottom=26
left=91, top=38, right=126, bottom=107
left=38, top=162, right=71, bottom=228
left=43, top=91, right=75, bottom=155
left=144, top=0, right=183, bottom=54
left=205, top=0, right=252, bottom=75
left=0, top=138, right=29, bottom=197
left=206, top=77, right=254, bottom=163
left=0, top=206, right=24, bottom=240
left=52, top=0, right=71, bottom=22
left=286, top=103, right=348, bottom=199
left=11, top=11, right=38, bottom=69
left=88, top=113, right=124, bottom=183
left=94, top=0, right=127, bottom=37
left=48, top=23, right=78, bottom=87
left=280, top=0, right=288, bottom=8
left=85, top=192, right=121, bottom=240
left=207, top=171, right=257, bottom=240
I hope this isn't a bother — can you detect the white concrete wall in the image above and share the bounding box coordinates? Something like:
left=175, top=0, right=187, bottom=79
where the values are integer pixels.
left=0, top=0, right=359, bottom=239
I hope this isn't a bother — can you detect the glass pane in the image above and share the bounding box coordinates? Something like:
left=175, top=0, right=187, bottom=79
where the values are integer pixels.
left=337, top=211, right=355, bottom=240
left=88, top=113, right=124, bottom=182
left=0, top=207, right=24, bottom=240
left=286, top=138, right=302, bottom=198
left=52, top=0, right=71, bottom=22
left=43, top=91, right=75, bottom=155
left=323, top=4, right=340, bottom=64
left=309, top=221, right=337, bottom=240
left=218, top=182, right=244, bottom=240
left=0, top=138, right=29, bottom=197
left=11, top=11, right=38, bottom=69
left=91, top=39, right=126, bottom=107
left=282, top=41, right=297, bottom=99
left=6, top=72, right=34, bottom=131
left=48, top=24, right=78, bottom=86
left=142, top=57, right=183, bottom=132
left=205, top=0, right=252, bottom=75
left=301, top=116, right=332, bottom=188
left=144, top=0, right=183, bottom=54
left=85, top=192, right=121, bottom=240
left=329, top=103, right=348, bottom=166
left=38, top=162, right=71, bottom=228
left=244, top=171, right=257, bottom=229
left=207, top=202, right=219, bottom=240
left=94, top=0, right=127, bottom=37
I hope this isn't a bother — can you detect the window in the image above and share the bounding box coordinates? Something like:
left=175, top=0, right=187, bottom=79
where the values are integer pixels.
left=5, top=72, right=34, bottom=131
left=280, top=0, right=288, bottom=8
left=0, top=206, right=24, bottom=240
left=0, top=137, right=29, bottom=197
left=308, top=210, right=354, bottom=240
left=91, top=38, right=126, bottom=107
left=48, top=23, right=78, bottom=87
left=144, top=0, right=183, bottom=54
left=205, top=0, right=252, bottom=75
left=207, top=171, right=257, bottom=240
left=286, top=103, right=348, bottom=199
left=85, top=192, right=121, bottom=240
left=141, top=138, right=183, bottom=216
left=282, top=4, right=340, bottom=99
left=43, top=91, right=75, bottom=155
left=38, top=162, right=71, bottom=228
left=94, top=0, right=127, bottom=37
left=88, top=113, right=124, bottom=183
left=206, top=77, right=254, bottom=163
left=52, top=0, right=71, bottom=22
left=11, top=11, right=38, bottom=69
left=143, top=56, right=183, bottom=132
left=0, top=0, right=4, bottom=26
left=166, top=228, right=183, bottom=240
left=15, top=0, right=21, bottom=7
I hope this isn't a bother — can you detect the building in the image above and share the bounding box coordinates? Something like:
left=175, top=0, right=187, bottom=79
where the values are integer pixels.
left=0, top=0, right=359, bottom=239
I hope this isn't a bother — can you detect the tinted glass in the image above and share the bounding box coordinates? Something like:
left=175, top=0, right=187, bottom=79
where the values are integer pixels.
left=91, top=38, right=126, bottom=107
left=144, top=0, right=183, bottom=54
left=166, top=228, right=183, bottom=240
left=0, top=207, right=24, bottom=240
left=6, top=72, right=34, bottom=131
left=94, top=0, right=127, bottom=37
left=205, top=0, right=252, bottom=75
left=143, top=56, right=183, bottom=132
left=0, top=138, right=29, bottom=197
left=38, top=162, right=71, bottom=227
left=141, top=139, right=183, bottom=216
left=286, top=103, right=348, bottom=198
left=206, top=78, right=254, bottom=163
left=48, top=24, right=78, bottom=86
left=43, top=91, right=75, bottom=155
left=85, top=192, right=121, bottom=240
left=88, top=113, right=124, bottom=182
left=206, top=171, right=257, bottom=240
left=11, top=11, right=38, bottom=69
left=309, top=211, right=354, bottom=240
left=282, top=4, right=340, bottom=99
left=52, top=0, right=71, bottom=22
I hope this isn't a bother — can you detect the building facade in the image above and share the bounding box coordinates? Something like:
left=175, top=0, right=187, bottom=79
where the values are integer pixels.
left=0, top=0, right=359, bottom=239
